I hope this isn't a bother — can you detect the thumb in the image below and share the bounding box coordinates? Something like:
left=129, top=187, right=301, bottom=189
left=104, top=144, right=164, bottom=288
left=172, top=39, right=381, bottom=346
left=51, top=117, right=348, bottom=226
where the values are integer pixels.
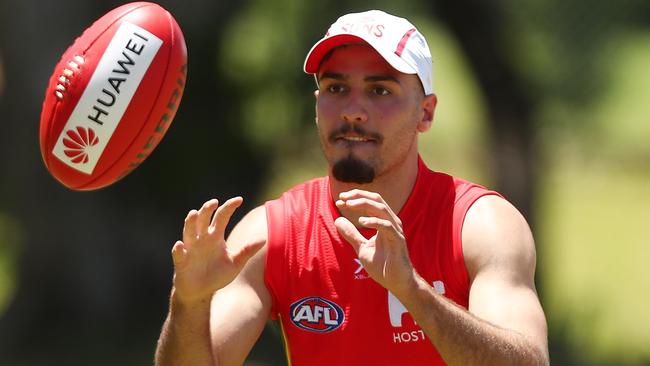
left=171, top=241, right=188, bottom=271
left=231, top=239, right=265, bottom=268
left=335, top=217, right=367, bottom=255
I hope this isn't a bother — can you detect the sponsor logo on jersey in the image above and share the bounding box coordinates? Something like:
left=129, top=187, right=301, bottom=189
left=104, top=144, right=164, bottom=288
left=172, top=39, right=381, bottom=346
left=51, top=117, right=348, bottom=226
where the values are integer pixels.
left=388, top=280, right=445, bottom=327
left=353, top=258, right=369, bottom=280
left=388, top=280, right=445, bottom=344
left=290, top=297, right=345, bottom=333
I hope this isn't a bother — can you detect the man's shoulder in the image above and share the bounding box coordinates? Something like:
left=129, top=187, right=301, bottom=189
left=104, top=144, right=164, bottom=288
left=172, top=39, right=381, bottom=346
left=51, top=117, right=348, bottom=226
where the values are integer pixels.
left=462, top=194, right=535, bottom=276
left=283, top=176, right=329, bottom=194
left=418, top=158, right=488, bottom=192
left=267, top=176, right=330, bottom=204
left=264, top=175, right=332, bottom=221
left=417, top=165, right=499, bottom=205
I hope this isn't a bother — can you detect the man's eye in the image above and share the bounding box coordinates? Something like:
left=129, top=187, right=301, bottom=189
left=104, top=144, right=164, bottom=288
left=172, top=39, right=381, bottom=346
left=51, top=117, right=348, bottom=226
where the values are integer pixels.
left=372, top=87, right=390, bottom=96
left=327, top=84, right=346, bottom=93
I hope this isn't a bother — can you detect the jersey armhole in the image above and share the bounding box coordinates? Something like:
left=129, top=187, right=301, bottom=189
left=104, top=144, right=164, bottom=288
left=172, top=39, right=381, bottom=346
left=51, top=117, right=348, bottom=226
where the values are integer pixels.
left=264, top=198, right=286, bottom=320
left=452, top=186, right=502, bottom=304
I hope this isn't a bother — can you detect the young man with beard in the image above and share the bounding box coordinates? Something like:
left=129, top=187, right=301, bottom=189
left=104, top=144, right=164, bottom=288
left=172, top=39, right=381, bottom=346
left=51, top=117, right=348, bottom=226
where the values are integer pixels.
left=155, top=10, right=549, bottom=366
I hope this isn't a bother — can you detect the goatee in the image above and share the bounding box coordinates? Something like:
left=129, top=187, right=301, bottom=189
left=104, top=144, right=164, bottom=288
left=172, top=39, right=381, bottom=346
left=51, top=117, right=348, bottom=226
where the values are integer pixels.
left=332, top=154, right=375, bottom=184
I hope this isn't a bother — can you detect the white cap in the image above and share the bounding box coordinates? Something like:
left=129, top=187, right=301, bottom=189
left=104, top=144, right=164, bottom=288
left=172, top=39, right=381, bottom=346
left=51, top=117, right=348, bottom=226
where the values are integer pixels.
left=304, top=10, right=433, bottom=95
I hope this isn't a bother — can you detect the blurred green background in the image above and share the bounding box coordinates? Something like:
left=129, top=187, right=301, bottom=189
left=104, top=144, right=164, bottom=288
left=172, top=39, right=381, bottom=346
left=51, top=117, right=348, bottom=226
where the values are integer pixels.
left=1, top=0, right=649, bottom=365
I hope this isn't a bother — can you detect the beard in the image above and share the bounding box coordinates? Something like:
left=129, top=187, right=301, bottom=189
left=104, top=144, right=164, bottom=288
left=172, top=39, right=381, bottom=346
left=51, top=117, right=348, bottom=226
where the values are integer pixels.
left=331, top=153, right=376, bottom=184
left=324, top=123, right=382, bottom=184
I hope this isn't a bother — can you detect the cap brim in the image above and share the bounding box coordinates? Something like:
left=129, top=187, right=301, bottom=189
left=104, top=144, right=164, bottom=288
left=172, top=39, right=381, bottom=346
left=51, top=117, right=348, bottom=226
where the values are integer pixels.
left=304, top=34, right=367, bottom=73
left=304, top=34, right=417, bottom=76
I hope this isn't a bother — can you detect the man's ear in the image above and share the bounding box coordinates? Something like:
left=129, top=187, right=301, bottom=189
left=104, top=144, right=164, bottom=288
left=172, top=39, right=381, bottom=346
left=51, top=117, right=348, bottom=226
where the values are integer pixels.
left=314, top=90, right=320, bottom=125
left=417, top=94, right=437, bottom=133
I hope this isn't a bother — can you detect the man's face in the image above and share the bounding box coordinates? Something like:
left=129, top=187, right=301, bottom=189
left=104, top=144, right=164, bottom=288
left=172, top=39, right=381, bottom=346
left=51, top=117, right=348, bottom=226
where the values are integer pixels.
left=315, top=44, right=430, bottom=184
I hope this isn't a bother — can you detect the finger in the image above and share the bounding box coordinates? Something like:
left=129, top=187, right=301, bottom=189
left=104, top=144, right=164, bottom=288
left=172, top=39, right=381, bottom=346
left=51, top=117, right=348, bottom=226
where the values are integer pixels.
left=230, top=239, right=265, bottom=268
left=334, top=216, right=367, bottom=254
left=171, top=240, right=188, bottom=270
left=359, top=216, right=393, bottom=231
left=337, top=197, right=402, bottom=229
left=337, top=197, right=388, bottom=217
left=196, top=199, right=219, bottom=233
left=211, top=196, right=244, bottom=237
left=339, top=189, right=384, bottom=203
left=358, top=216, right=404, bottom=241
left=182, top=209, right=199, bottom=243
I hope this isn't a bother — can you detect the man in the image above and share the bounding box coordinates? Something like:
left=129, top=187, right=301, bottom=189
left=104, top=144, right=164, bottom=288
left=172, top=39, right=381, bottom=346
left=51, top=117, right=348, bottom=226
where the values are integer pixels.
left=155, top=10, right=549, bottom=366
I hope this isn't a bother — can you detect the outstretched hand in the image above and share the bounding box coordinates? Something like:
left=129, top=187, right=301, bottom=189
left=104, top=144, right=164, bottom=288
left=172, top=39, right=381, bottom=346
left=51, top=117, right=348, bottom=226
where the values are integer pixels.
left=334, top=190, right=416, bottom=296
left=171, top=197, right=264, bottom=304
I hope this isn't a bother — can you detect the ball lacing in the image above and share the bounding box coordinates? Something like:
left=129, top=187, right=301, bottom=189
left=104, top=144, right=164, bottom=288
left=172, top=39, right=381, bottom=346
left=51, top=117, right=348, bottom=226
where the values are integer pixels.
left=54, top=55, right=85, bottom=100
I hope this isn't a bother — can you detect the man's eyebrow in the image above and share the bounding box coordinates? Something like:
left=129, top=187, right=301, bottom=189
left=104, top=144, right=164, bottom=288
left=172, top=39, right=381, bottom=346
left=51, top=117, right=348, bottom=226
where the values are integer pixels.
left=319, top=72, right=345, bottom=81
left=318, top=72, right=400, bottom=84
left=364, top=75, right=400, bottom=84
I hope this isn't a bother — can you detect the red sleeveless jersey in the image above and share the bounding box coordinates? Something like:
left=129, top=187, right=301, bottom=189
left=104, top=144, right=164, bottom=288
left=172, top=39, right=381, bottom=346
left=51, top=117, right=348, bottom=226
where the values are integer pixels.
left=264, top=157, right=500, bottom=365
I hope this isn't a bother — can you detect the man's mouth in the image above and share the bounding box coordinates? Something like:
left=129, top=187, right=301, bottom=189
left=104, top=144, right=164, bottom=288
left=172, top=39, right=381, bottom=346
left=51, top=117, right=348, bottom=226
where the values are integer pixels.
left=333, top=134, right=379, bottom=148
left=328, top=124, right=383, bottom=145
left=338, top=135, right=374, bottom=142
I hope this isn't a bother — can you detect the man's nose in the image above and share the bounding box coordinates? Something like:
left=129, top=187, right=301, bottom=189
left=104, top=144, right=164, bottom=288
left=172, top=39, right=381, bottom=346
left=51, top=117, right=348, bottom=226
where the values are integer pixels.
left=341, top=92, right=369, bottom=123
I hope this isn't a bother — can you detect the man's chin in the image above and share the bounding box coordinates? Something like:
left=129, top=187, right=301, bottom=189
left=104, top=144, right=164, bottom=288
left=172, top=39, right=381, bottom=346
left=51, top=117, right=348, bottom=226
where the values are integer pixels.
left=331, top=155, right=375, bottom=184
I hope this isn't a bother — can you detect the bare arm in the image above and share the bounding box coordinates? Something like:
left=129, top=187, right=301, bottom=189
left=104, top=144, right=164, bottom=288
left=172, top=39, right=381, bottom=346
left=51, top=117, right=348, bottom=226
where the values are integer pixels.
left=396, top=195, right=547, bottom=365
left=210, top=206, right=271, bottom=366
left=335, top=190, right=548, bottom=366
left=155, top=199, right=269, bottom=366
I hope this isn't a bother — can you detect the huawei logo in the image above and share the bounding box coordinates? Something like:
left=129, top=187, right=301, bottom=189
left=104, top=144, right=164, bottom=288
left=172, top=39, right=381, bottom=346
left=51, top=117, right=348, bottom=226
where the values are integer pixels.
left=62, top=126, right=99, bottom=164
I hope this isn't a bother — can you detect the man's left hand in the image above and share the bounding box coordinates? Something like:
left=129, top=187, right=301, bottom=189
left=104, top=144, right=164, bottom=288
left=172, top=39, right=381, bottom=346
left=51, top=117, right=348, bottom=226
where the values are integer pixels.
left=334, top=189, right=416, bottom=296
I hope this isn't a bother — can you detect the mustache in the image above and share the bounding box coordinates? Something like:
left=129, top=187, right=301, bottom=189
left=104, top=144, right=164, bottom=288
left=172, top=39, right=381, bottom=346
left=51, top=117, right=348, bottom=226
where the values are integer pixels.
left=328, top=124, right=383, bottom=143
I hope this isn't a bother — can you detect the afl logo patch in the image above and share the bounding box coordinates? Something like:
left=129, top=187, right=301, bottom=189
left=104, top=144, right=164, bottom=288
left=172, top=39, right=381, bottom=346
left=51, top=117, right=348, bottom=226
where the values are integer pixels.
left=290, top=297, right=345, bottom=333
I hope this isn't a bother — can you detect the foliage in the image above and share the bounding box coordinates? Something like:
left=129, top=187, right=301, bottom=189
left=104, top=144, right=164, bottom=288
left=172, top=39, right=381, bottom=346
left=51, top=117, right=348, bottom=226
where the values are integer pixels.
left=0, top=0, right=649, bottom=364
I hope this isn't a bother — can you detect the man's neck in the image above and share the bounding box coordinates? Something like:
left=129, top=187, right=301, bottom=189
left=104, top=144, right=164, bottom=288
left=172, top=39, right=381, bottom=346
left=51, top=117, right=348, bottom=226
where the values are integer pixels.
left=330, top=154, right=420, bottom=225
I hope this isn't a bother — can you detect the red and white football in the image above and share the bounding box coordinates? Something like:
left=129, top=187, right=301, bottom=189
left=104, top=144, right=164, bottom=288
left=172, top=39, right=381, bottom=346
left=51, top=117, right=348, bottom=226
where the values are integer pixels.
left=39, top=2, right=187, bottom=190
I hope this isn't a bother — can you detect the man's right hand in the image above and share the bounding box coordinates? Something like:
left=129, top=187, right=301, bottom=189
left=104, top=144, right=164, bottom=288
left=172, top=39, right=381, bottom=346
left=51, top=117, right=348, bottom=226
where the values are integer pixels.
left=170, top=197, right=265, bottom=304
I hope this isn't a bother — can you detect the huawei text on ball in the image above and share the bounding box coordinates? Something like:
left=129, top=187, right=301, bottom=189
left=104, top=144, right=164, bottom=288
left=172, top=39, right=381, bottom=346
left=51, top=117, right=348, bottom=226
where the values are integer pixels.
left=87, top=31, right=151, bottom=126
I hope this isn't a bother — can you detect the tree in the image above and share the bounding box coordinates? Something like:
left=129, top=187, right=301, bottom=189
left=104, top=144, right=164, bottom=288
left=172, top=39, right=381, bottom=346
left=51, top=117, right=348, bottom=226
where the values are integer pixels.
left=0, top=0, right=269, bottom=364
